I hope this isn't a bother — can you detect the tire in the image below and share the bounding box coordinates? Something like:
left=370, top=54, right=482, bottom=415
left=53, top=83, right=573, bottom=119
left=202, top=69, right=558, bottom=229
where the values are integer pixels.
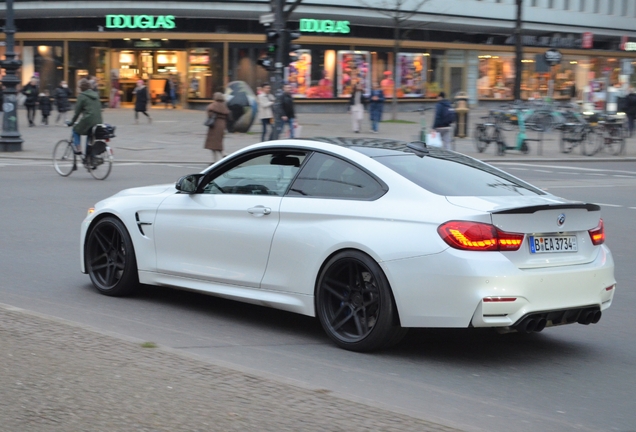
left=87, top=141, right=113, bottom=180
left=315, top=250, right=406, bottom=352
left=581, top=131, right=599, bottom=156
left=85, top=216, right=139, bottom=296
left=53, top=139, right=76, bottom=176
left=603, top=127, right=625, bottom=156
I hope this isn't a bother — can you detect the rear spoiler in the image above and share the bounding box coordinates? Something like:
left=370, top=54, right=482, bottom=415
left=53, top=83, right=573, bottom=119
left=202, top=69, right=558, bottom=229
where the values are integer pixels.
left=492, top=203, right=600, bottom=215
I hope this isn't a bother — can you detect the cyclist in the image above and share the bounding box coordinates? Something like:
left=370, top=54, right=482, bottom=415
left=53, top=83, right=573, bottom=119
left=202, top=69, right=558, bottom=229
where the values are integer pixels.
left=67, top=78, right=103, bottom=156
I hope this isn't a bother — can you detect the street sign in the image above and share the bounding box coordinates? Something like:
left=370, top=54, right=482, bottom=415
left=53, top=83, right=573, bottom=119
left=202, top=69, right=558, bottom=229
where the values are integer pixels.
left=259, top=13, right=275, bottom=25
left=544, top=49, right=562, bottom=66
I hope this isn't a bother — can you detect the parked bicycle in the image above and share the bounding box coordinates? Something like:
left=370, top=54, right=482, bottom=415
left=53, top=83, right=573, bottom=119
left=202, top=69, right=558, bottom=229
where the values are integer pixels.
left=557, top=105, right=596, bottom=155
left=53, top=123, right=116, bottom=180
left=590, top=118, right=625, bottom=156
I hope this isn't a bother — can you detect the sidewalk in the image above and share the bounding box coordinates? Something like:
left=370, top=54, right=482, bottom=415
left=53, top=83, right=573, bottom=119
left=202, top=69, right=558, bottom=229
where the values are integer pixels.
left=0, top=304, right=461, bottom=432
left=3, top=105, right=636, bottom=164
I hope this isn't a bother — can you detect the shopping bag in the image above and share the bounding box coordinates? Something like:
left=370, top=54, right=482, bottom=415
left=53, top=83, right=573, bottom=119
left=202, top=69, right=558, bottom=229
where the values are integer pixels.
left=426, top=130, right=443, bottom=147
left=293, top=123, right=302, bottom=138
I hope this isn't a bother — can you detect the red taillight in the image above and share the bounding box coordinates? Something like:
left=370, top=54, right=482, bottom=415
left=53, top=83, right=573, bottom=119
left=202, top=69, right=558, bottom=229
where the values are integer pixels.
left=483, top=297, right=517, bottom=302
left=437, top=221, right=524, bottom=252
left=588, top=219, right=605, bottom=246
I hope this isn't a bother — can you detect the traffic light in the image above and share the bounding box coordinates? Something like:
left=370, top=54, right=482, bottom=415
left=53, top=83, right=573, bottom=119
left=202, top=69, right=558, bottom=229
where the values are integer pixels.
left=266, top=29, right=280, bottom=54
left=257, top=29, right=280, bottom=71
left=283, top=30, right=301, bottom=66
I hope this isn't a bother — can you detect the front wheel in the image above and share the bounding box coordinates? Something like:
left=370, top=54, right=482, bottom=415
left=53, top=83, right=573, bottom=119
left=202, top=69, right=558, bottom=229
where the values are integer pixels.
left=53, top=139, right=76, bottom=176
left=316, top=250, right=406, bottom=352
left=87, top=141, right=113, bottom=180
left=85, top=217, right=139, bottom=296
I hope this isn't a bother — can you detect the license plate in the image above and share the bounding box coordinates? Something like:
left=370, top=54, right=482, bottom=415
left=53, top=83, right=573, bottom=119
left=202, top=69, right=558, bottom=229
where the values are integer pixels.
left=529, top=235, right=578, bottom=253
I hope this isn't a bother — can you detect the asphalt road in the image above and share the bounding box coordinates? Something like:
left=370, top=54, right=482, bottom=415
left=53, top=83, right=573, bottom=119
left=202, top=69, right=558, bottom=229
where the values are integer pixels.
left=1, top=158, right=635, bottom=432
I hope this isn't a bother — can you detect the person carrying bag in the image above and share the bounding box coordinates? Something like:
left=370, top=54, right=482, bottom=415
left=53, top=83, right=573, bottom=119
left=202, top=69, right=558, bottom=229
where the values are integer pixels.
left=204, top=92, right=231, bottom=164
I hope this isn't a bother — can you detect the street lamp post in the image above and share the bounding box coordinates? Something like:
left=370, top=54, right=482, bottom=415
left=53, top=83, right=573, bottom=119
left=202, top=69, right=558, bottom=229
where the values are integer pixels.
left=1, top=0, right=24, bottom=152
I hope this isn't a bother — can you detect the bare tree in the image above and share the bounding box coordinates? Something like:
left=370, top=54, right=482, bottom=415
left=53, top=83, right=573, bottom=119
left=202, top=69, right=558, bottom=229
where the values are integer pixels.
left=360, top=0, right=431, bottom=120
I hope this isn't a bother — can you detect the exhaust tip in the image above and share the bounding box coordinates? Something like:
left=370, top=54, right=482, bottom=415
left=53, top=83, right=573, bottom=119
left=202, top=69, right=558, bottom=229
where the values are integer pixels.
left=535, top=318, right=547, bottom=332
left=578, top=311, right=594, bottom=325
left=591, top=311, right=602, bottom=324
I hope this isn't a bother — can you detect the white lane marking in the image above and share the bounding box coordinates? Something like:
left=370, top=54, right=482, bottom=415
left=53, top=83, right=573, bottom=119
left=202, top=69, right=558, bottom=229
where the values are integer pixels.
left=629, top=207, right=636, bottom=210
left=586, top=173, right=607, bottom=176
left=494, top=162, right=636, bottom=175
left=612, top=175, right=636, bottom=178
left=596, top=203, right=623, bottom=207
left=506, top=167, right=529, bottom=171
left=534, top=169, right=552, bottom=173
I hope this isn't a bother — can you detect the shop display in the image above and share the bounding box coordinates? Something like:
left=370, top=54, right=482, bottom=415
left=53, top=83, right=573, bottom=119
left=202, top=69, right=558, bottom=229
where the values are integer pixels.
left=286, top=50, right=312, bottom=97
left=397, top=53, right=425, bottom=97
left=337, top=51, right=370, bottom=97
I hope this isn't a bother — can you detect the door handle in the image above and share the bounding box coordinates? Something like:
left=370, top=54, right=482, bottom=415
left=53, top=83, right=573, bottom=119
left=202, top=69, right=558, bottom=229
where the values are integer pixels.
left=247, top=206, right=272, bottom=216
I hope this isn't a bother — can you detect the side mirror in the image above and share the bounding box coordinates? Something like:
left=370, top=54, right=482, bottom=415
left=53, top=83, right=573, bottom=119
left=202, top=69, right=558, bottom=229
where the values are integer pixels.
left=175, top=174, right=203, bottom=193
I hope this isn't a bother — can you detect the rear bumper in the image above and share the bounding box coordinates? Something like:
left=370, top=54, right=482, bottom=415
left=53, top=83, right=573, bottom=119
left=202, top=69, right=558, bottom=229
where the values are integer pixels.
left=380, top=245, right=615, bottom=328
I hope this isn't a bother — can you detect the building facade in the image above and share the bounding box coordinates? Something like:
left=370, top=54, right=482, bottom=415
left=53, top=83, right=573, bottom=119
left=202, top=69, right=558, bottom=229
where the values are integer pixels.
left=1, top=0, right=635, bottom=109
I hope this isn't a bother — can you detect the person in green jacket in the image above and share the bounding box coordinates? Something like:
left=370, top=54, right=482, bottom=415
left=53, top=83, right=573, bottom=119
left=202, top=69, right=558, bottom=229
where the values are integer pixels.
left=68, top=78, right=103, bottom=155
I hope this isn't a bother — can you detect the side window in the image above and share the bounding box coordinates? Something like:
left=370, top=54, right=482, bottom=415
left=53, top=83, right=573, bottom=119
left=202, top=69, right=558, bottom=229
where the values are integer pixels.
left=201, top=151, right=306, bottom=196
left=288, top=152, right=385, bottom=200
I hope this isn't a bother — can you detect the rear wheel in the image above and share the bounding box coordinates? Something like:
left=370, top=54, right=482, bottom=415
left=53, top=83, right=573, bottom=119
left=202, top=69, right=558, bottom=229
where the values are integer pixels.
left=87, top=140, right=113, bottom=180
left=603, top=127, right=625, bottom=156
left=53, top=139, right=75, bottom=176
left=581, top=131, right=599, bottom=156
left=316, top=250, right=406, bottom=352
left=85, top=216, right=138, bottom=296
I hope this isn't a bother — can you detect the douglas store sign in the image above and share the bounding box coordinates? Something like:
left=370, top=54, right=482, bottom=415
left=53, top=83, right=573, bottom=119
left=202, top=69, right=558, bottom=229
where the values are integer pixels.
left=106, top=15, right=176, bottom=29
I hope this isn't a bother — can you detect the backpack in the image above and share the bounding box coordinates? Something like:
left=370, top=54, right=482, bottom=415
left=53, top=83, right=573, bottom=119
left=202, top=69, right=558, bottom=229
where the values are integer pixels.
left=442, top=105, right=456, bottom=126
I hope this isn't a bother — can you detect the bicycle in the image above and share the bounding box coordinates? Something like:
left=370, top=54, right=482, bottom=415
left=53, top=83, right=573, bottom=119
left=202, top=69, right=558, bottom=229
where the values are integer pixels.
left=557, top=105, right=596, bottom=155
left=590, top=118, right=625, bottom=156
left=53, top=123, right=115, bottom=180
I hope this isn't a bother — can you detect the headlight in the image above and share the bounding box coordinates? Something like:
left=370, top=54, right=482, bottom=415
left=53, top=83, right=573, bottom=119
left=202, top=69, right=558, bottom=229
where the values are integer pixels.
left=87, top=207, right=95, bottom=216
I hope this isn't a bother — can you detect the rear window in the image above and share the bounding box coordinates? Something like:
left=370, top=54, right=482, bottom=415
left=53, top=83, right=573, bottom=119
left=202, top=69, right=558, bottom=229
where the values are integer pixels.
left=374, top=153, right=545, bottom=196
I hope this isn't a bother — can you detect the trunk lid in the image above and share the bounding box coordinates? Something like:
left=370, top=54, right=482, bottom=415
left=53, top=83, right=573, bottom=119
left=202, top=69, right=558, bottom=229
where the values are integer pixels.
left=446, top=196, right=602, bottom=269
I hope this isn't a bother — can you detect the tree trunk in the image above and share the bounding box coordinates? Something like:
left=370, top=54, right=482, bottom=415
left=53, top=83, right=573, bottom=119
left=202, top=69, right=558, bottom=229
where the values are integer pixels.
left=392, top=20, right=400, bottom=121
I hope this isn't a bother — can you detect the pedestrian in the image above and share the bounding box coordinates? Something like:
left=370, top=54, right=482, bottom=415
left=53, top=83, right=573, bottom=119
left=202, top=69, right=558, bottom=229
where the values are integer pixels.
left=38, top=89, right=52, bottom=126
left=349, top=82, right=367, bottom=133
left=133, top=79, right=152, bottom=124
left=432, top=91, right=455, bottom=150
left=369, top=82, right=385, bottom=133
left=257, top=84, right=275, bottom=141
left=21, top=77, right=39, bottom=127
left=278, top=84, right=297, bottom=138
left=53, top=80, right=72, bottom=124
left=164, top=76, right=177, bottom=109
left=625, top=88, right=636, bottom=138
left=204, top=92, right=232, bottom=163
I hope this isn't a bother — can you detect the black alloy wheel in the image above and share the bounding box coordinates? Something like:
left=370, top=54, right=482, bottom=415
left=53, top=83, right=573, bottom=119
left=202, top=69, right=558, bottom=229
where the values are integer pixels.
left=85, top=217, right=138, bottom=296
left=316, top=251, right=406, bottom=352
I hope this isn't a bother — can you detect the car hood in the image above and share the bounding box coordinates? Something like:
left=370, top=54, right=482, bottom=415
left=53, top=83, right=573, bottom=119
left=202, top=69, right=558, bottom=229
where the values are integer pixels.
left=110, top=184, right=176, bottom=198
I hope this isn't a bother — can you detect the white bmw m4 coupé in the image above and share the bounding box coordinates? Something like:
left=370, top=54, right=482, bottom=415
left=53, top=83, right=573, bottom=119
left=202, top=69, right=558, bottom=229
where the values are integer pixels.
left=80, top=138, right=615, bottom=351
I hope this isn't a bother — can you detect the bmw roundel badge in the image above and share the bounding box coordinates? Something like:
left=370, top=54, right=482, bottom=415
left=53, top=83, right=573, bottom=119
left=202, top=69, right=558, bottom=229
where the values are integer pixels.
left=557, top=213, right=566, bottom=227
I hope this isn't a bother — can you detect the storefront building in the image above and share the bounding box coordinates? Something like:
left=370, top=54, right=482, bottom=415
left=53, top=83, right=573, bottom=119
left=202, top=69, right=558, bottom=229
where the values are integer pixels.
left=2, top=0, right=636, bottom=109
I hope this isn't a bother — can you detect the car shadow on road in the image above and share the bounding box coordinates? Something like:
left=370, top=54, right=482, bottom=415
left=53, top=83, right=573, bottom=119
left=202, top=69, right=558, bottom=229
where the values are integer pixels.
left=390, top=327, right=592, bottom=365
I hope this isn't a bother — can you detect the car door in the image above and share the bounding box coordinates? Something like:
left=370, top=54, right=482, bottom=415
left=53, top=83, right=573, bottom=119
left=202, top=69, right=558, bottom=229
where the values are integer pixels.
left=153, top=150, right=307, bottom=288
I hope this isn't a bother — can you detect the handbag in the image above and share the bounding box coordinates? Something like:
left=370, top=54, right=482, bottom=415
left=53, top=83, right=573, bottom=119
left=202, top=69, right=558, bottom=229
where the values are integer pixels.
left=426, top=130, right=443, bottom=148
left=204, top=113, right=217, bottom=127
